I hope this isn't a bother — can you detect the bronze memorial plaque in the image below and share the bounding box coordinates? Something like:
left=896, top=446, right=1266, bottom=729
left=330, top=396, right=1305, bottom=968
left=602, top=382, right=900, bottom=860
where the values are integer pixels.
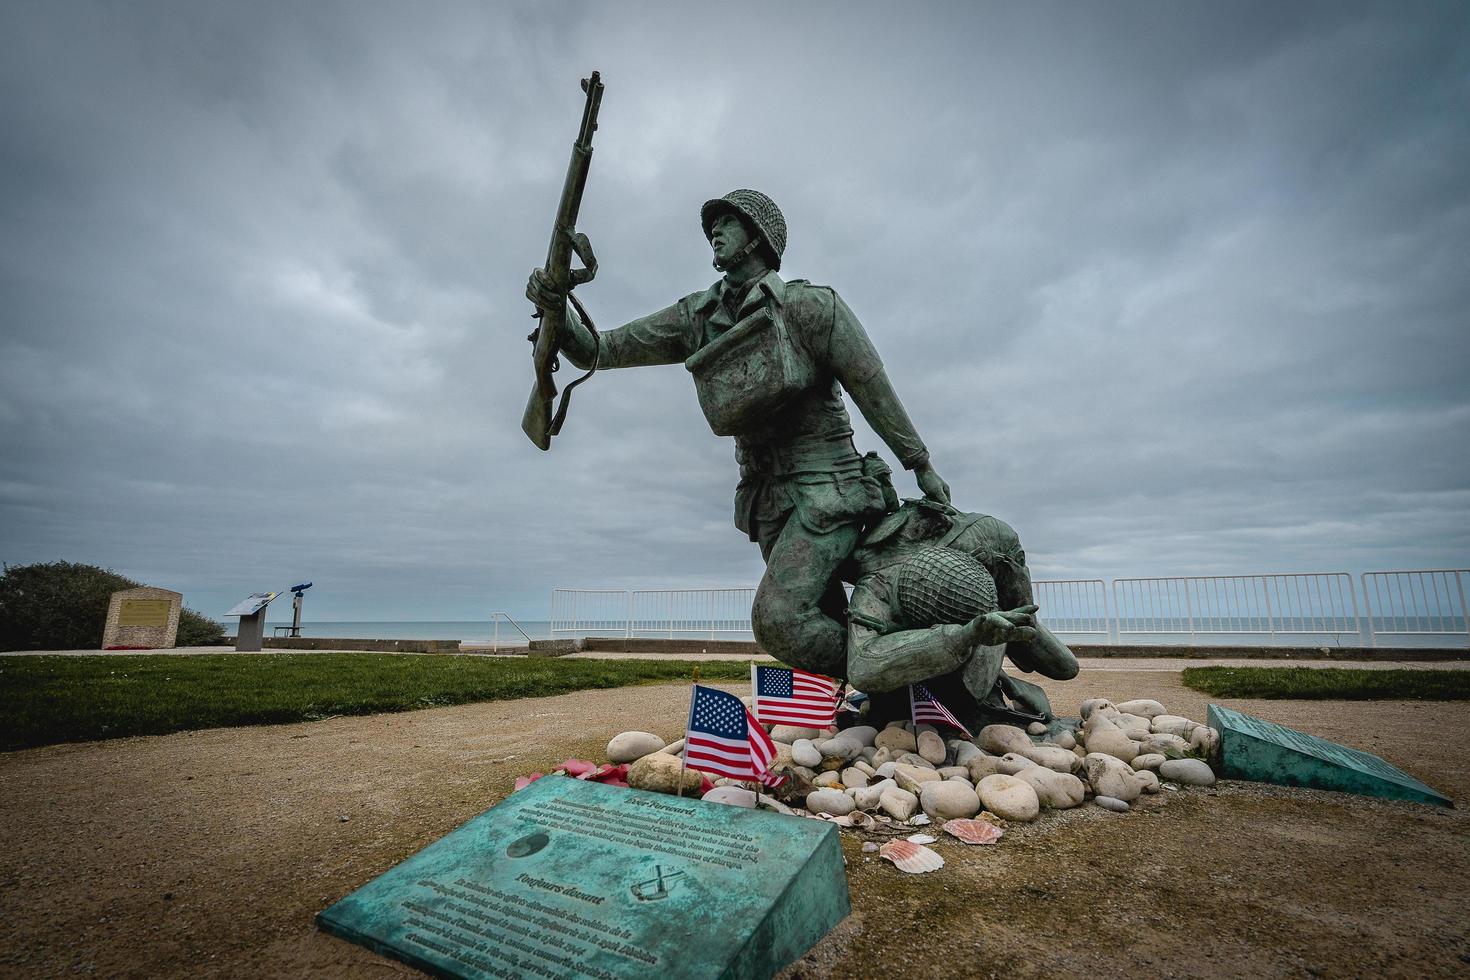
left=117, top=599, right=171, bottom=628
left=318, top=775, right=850, bottom=979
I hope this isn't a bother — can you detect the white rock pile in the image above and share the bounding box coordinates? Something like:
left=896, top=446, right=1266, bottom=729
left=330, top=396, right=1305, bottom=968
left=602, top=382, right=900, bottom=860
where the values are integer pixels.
left=521, top=696, right=1223, bottom=874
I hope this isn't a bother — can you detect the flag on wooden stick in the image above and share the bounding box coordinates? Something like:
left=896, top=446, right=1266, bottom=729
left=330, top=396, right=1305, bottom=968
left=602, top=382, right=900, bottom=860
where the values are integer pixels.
left=909, top=683, right=972, bottom=737
left=751, top=664, right=841, bottom=728
left=684, top=684, right=785, bottom=787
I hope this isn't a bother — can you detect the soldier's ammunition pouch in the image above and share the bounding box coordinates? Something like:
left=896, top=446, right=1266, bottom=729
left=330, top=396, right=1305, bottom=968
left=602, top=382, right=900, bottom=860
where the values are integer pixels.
left=685, top=306, right=814, bottom=436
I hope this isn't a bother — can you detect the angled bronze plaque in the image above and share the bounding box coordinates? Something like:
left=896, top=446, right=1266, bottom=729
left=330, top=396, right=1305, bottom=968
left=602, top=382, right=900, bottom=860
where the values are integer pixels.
left=318, top=776, right=850, bottom=978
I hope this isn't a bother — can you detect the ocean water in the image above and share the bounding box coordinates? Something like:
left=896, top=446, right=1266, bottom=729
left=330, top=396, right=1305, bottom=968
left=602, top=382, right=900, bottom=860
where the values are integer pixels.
left=270, top=620, right=758, bottom=643
left=258, top=617, right=1469, bottom=648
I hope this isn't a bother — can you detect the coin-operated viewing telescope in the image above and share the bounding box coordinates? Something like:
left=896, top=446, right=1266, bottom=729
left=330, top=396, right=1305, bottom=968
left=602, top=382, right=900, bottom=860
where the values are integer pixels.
left=288, top=582, right=313, bottom=639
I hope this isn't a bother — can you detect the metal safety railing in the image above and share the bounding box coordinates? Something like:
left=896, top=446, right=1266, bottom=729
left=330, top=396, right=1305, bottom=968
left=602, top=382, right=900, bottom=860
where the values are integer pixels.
left=548, top=568, right=1466, bottom=647
left=1030, top=579, right=1111, bottom=638
left=1111, top=573, right=1361, bottom=644
left=489, top=611, right=532, bottom=652
left=550, top=589, right=632, bottom=640
left=1360, top=569, right=1470, bottom=646
left=551, top=588, right=756, bottom=640
left=631, top=588, right=755, bottom=639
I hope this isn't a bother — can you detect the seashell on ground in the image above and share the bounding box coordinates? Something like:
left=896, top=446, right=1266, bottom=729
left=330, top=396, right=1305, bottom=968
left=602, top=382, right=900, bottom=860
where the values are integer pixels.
left=943, top=818, right=1004, bottom=845
left=862, top=841, right=880, bottom=853
left=908, top=813, right=932, bottom=825
left=880, top=839, right=945, bottom=873
left=906, top=833, right=938, bottom=844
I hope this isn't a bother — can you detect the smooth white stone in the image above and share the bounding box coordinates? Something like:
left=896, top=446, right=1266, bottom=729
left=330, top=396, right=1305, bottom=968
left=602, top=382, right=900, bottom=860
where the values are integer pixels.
left=791, top=739, right=823, bottom=768
left=1159, top=758, right=1217, bottom=787
left=998, top=752, right=1037, bottom=775
left=917, top=730, right=948, bottom=765
left=771, top=725, right=823, bottom=742
left=920, top=780, right=983, bottom=820
left=1150, top=715, right=1199, bottom=739
left=1138, top=733, right=1191, bottom=758
left=978, top=724, right=1031, bottom=756
left=1014, top=766, right=1086, bottom=809
left=879, top=787, right=919, bottom=821
left=1083, top=716, right=1139, bottom=763
left=1021, top=744, right=1081, bottom=774
left=966, top=754, right=1006, bottom=782
left=807, top=789, right=856, bottom=816
left=977, top=773, right=1041, bottom=822
left=606, top=731, right=667, bottom=764
left=1083, top=752, right=1143, bottom=802
left=701, top=786, right=758, bottom=808
left=875, top=727, right=918, bottom=753
left=1115, top=699, right=1167, bottom=719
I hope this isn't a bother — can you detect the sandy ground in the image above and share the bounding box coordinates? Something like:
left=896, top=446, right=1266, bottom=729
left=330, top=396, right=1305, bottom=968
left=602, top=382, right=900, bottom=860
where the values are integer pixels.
left=1, top=669, right=1466, bottom=978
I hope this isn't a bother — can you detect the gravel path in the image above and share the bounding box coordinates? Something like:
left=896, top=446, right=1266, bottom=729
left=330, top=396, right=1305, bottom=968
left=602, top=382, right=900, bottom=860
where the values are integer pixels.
left=1, top=669, right=1465, bottom=978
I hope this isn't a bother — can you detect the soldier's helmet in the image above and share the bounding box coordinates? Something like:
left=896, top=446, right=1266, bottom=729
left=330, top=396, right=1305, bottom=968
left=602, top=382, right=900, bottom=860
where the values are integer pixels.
left=701, top=189, right=788, bottom=271
left=894, top=547, right=999, bottom=629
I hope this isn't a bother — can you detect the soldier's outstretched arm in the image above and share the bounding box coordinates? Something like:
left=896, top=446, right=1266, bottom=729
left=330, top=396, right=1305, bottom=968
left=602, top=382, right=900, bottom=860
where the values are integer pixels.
left=527, top=268, right=696, bottom=370
left=825, top=291, right=950, bottom=502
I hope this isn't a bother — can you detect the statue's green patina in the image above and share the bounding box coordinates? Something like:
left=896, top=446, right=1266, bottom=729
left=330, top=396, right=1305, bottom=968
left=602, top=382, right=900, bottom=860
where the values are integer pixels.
left=527, top=189, right=1052, bottom=694
left=841, top=500, right=1079, bottom=730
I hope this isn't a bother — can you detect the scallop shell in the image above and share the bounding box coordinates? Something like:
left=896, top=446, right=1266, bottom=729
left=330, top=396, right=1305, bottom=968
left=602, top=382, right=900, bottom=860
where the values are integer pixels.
left=879, top=839, right=944, bottom=873
left=943, top=818, right=1004, bottom=845
left=906, top=833, right=937, bottom=845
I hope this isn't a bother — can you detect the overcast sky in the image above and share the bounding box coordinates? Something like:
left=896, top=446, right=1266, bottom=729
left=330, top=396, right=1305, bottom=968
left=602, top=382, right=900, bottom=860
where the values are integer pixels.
left=1, top=1, right=1467, bottom=622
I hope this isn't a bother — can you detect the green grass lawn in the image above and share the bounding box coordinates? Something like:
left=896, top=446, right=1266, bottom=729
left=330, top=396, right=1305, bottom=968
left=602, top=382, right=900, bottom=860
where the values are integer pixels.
left=1182, top=666, right=1470, bottom=701
left=0, top=653, right=757, bottom=751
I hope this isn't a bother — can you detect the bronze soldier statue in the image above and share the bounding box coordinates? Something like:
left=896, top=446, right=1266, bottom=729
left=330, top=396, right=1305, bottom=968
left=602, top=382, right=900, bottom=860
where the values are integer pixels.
left=840, top=499, right=1078, bottom=731
left=527, top=190, right=963, bottom=676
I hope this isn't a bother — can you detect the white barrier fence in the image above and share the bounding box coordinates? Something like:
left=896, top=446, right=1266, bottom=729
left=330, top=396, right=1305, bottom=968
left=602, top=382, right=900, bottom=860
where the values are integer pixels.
left=1030, top=579, right=1111, bottom=636
left=631, top=588, right=755, bottom=638
left=551, top=568, right=1469, bottom=646
left=553, top=588, right=755, bottom=640
left=1111, top=573, right=1362, bottom=644
left=1361, top=570, right=1470, bottom=645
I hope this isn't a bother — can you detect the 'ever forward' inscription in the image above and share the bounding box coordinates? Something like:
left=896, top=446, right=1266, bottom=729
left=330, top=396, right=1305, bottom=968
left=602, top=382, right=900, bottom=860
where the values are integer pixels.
left=318, top=776, right=851, bottom=980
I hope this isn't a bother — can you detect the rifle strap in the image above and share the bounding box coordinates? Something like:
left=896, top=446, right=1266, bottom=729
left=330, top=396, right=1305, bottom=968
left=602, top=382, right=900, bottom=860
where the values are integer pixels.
left=549, top=292, right=600, bottom=437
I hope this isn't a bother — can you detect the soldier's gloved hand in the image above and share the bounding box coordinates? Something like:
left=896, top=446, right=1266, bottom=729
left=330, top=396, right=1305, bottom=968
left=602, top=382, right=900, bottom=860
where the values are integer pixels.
left=525, top=267, right=567, bottom=315
left=915, top=462, right=951, bottom=505
left=965, top=604, right=1039, bottom=648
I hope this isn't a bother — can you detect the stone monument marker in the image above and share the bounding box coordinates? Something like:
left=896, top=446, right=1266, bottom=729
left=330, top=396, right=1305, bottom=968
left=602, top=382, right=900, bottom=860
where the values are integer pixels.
left=101, top=586, right=181, bottom=650
left=1210, top=703, right=1450, bottom=807
left=318, top=775, right=850, bottom=979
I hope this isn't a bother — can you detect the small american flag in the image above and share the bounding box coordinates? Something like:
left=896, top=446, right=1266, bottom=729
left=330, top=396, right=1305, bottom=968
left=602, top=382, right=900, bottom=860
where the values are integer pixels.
left=684, top=685, right=784, bottom=787
left=751, top=665, right=841, bottom=727
left=909, top=683, right=972, bottom=737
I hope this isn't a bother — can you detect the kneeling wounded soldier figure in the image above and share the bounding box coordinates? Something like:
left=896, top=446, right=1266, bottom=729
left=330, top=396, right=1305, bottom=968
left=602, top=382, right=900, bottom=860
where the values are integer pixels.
left=841, top=500, right=1080, bottom=733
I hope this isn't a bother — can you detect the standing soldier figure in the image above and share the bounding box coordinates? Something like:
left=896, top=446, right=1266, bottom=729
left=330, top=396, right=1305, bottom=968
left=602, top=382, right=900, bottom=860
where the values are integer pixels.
left=527, top=190, right=951, bottom=678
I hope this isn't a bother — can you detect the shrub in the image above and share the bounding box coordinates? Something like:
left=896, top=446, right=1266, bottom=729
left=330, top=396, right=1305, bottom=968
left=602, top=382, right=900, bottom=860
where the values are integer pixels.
left=0, top=561, right=224, bottom=651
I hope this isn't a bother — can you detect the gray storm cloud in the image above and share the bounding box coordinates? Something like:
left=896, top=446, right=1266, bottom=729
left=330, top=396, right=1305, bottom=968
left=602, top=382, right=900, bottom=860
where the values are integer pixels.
left=1, top=1, right=1466, bottom=619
